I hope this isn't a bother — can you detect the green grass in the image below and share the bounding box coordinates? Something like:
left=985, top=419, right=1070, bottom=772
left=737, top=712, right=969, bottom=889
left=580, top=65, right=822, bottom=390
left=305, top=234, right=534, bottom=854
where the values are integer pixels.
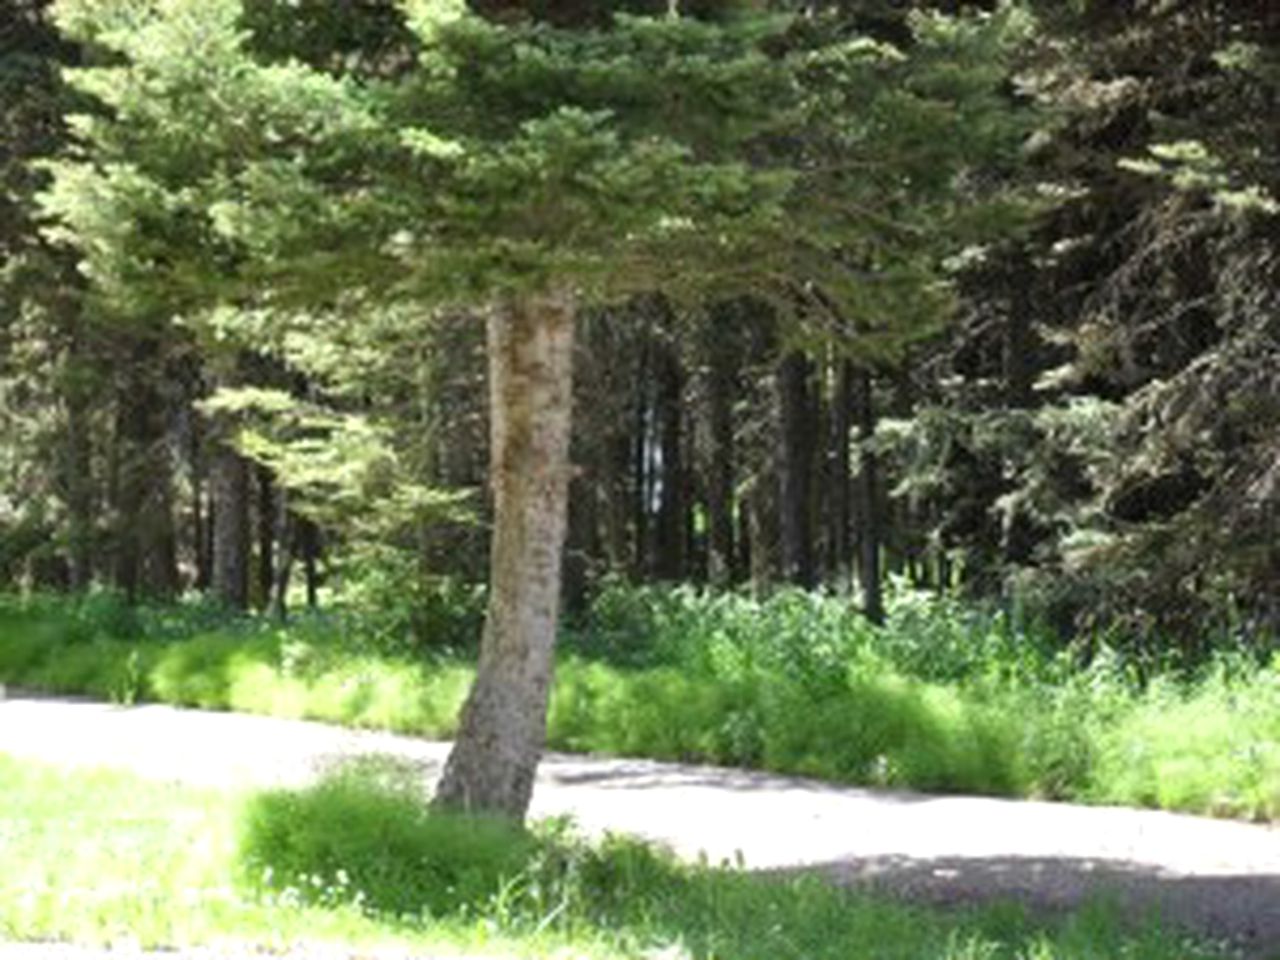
left=1090, top=667, right=1280, bottom=818
left=1, top=585, right=1277, bottom=819
left=546, top=657, right=1025, bottom=794
left=0, top=598, right=474, bottom=736
left=0, top=752, right=1231, bottom=960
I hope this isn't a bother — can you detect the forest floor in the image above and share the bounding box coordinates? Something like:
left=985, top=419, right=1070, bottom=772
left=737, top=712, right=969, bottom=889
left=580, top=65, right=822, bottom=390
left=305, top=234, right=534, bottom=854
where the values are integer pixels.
left=1, top=688, right=1278, bottom=959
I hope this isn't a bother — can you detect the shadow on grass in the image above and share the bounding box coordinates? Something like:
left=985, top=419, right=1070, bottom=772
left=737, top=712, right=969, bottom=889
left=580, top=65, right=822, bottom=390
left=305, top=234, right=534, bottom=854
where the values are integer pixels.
left=237, top=755, right=1238, bottom=960
left=778, top=855, right=1280, bottom=960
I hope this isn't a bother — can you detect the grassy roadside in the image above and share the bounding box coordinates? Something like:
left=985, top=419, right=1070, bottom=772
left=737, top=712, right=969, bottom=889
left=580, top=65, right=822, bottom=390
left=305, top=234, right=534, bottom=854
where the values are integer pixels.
left=0, top=752, right=1230, bottom=960
left=1, top=587, right=1277, bottom=819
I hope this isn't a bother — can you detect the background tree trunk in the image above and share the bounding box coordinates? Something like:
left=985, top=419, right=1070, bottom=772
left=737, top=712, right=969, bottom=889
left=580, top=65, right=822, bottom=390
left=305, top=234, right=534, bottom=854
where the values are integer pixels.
left=778, top=350, right=816, bottom=587
left=651, top=333, right=685, bottom=581
left=256, top=466, right=276, bottom=610
left=63, top=335, right=94, bottom=591
left=210, top=443, right=250, bottom=610
left=299, top=517, right=320, bottom=609
left=190, top=410, right=211, bottom=592
left=270, top=496, right=294, bottom=621
left=111, top=339, right=178, bottom=601
left=703, top=305, right=736, bottom=587
left=827, top=357, right=854, bottom=591
left=434, top=288, right=575, bottom=821
left=853, top=365, right=883, bottom=624
left=630, top=340, right=649, bottom=578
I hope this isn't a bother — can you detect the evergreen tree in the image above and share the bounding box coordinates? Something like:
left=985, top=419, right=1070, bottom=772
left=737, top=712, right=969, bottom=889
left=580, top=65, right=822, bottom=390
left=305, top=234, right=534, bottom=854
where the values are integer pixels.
left=880, top=1, right=1280, bottom=650
left=0, top=0, right=97, bottom=589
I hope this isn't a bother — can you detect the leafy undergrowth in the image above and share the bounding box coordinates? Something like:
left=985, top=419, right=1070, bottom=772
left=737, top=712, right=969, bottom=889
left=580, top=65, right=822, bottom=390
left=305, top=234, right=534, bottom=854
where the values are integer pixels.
left=0, top=586, right=1277, bottom=819
left=0, top=752, right=1231, bottom=960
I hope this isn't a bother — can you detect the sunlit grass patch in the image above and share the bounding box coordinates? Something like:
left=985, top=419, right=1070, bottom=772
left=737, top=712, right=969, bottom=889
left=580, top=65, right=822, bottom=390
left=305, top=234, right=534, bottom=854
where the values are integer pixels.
left=1092, top=667, right=1280, bottom=820
left=0, top=753, right=577, bottom=956
left=0, top=605, right=476, bottom=739
left=0, top=752, right=1234, bottom=960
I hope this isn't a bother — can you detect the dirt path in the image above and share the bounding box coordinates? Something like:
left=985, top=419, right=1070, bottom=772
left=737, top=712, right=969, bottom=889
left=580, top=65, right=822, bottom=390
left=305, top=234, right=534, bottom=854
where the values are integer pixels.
left=1, top=689, right=1278, bottom=958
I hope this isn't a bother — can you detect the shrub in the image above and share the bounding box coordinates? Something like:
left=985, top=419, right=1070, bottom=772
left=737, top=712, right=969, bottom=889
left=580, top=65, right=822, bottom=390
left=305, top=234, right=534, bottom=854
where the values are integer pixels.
left=239, top=756, right=536, bottom=919
left=326, top=547, right=486, bottom=657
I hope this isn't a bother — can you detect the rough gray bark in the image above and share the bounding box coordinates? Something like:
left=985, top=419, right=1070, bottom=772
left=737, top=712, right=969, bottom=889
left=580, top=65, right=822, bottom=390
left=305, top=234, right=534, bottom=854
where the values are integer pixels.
left=434, top=288, right=575, bottom=821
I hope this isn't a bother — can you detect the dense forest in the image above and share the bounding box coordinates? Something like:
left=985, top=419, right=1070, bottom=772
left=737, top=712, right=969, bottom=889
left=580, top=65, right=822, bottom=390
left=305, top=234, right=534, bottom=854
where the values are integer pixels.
left=5, top=0, right=1277, bottom=642
left=2, top=0, right=1278, bottom=817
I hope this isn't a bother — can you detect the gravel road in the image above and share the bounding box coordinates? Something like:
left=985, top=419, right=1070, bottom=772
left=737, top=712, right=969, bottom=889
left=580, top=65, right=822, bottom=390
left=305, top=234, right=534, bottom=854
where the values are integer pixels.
left=1, top=689, right=1277, bottom=958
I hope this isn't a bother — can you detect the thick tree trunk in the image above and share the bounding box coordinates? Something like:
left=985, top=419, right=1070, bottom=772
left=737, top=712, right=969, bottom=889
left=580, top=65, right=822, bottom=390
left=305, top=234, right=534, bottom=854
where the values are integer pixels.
left=210, top=442, right=250, bottom=610
left=778, top=350, right=815, bottom=588
left=434, top=288, right=575, bottom=821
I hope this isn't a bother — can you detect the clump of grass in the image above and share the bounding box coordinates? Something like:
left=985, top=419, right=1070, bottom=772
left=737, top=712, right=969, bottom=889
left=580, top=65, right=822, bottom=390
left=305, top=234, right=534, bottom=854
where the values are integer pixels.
left=240, top=756, right=537, bottom=919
